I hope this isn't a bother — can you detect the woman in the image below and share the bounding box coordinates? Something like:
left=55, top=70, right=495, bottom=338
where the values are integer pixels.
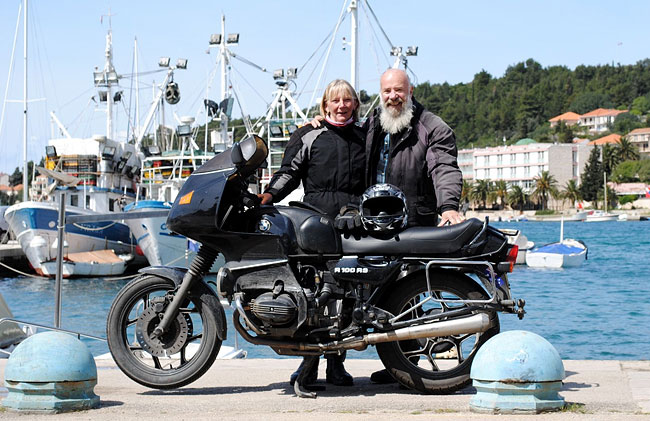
left=259, top=79, right=366, bottom=387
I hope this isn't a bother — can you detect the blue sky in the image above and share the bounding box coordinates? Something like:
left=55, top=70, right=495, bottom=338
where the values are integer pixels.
left=1, top=0, right=649, bottom=174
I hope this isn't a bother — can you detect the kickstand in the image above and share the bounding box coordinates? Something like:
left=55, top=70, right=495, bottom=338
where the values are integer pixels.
left=293, top=356, right=323, bottom=399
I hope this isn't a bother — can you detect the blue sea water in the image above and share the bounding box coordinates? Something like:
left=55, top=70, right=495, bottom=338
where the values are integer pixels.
left=1, top=220, right=648, bottom=360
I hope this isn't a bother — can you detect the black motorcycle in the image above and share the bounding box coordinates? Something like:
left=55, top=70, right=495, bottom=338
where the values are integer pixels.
left=106, top=135, right=525, bottom=397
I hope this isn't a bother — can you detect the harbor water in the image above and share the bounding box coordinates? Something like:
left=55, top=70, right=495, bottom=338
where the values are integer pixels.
left=1, top=220, right=648, bottom=360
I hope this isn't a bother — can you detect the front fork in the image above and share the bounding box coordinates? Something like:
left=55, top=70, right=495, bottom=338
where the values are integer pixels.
left=152, top=246, right=218, bottom=337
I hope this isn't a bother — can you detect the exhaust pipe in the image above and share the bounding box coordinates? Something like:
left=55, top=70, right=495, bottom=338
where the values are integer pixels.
left=233, top=303, right=491, bottom=352
left=364, top=313, right=490, bottom=345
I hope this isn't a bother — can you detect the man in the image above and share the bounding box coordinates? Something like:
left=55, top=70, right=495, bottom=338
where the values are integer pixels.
left=366, top=68, right=464, bottom=228
left=363, top=68, right=464, bottom=383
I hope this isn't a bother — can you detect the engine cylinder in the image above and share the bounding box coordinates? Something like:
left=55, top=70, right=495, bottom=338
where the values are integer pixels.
left=250, top=292, right=297, bottom=325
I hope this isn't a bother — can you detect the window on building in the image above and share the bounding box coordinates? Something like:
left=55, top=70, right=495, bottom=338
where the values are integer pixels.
left=524, top=166, right=530, bottom=176
left=510, top=154, right=516, bottom=164
left=524, top=152, right=530, bottom=163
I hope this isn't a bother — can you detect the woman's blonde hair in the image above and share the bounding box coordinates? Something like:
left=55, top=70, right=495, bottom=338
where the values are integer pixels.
left=319, top=79, right=360, bottom=121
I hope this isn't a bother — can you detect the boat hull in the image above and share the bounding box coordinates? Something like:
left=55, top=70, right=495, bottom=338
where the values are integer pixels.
left=125, top=201, right=222, bottom=272
left=525, top=239, right=587, bottom=268
left=4, top=202, right=134, bottom=276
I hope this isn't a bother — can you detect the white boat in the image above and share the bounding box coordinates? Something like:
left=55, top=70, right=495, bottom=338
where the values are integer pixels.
left=39, top=249, right=133, bottom=277
left=585, top=210, right=618, bottom=222
left=500, top=228, right=534, bottom=264
left=4, top=26, right=141, bottom=277
left=535, top=211, right=588, bottom=222
left=526, top=218, right=587, bottom=268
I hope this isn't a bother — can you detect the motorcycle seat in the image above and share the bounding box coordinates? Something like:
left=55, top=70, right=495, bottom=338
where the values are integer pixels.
left=340, top=218, right=484, bottom=256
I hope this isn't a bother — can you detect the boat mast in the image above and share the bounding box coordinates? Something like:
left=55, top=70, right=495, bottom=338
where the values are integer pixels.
left=349, top=0, right=359, bottom=91
left=219, top=14, right=229, bottom=147
left=22, top=0, right=28, bottom=201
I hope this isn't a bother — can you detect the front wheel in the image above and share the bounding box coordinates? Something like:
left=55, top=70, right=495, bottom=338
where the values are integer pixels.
left=106, top=275, right=223, bottom=389
left=376, top=271, right=499, bottom=394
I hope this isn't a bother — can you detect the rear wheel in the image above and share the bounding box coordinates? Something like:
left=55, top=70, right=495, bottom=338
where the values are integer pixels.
left=106, top=275, right=223, bottom=389
left=376, top=271, right=499, bottom=394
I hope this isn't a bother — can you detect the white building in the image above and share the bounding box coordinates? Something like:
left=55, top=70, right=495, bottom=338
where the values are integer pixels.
left=626, top=127, right=650, bottom=158
left=578, top=108, right=627, bottom=134
left=460, top=141, right=593, bottom=195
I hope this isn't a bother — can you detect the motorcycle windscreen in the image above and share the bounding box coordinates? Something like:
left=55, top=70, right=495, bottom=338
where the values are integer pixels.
left=166, top=167, right=233, bottom=239
left=194, top=135, right=268, bottom=178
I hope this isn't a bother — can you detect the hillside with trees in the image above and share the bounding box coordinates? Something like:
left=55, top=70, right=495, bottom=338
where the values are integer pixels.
left=412, top=58, right=650, bottom=148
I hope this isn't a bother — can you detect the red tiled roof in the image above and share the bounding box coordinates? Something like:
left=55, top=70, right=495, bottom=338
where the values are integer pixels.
left=627, top=127, right=650, bottom=136
left=549, top=112, right=581, bottom=122
left=588, top=133, right=621, bottom=145
left=580, top=108, right=627, bottom=118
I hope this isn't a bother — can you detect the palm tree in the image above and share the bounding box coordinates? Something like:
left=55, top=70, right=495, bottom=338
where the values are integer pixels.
left=601, top=144, right=620, bottom=176
left=532, top=171, right=559, bottom=210
left=461, top=179, right=473, bottom=209
left=618, top=137, right=640, bottom=162
left=471, top=179, right=491, bottom=209
left=507, top=185, right=527, bottom=212
left=491, top=180, right=509, bottom=209
left=561, top=179, right=582, bottom=208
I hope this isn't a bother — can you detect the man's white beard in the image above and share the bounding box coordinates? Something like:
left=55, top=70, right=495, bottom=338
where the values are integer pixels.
left=380, top=96, right=413, bottom=134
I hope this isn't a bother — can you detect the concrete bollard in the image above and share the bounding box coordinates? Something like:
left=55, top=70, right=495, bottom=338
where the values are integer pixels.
left=469, top=330, right=565, bottom=414
left=2, top=331, right=100, bottom=413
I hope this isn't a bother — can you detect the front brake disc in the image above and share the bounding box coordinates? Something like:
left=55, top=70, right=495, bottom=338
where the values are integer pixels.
left=135, top=307, right=194, bottom=357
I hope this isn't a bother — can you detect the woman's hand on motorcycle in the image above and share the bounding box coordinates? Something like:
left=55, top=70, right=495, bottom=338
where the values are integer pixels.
left=438, top=209, right=465, bottom=226
left=257, top=193, right=273, bottom=205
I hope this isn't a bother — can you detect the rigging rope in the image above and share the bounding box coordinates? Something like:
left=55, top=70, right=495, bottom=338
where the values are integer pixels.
left=306, top=0, right=350, bottom=119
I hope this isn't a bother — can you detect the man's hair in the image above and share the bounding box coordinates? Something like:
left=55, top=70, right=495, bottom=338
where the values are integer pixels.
left=319, top=79, right=360, bottom=120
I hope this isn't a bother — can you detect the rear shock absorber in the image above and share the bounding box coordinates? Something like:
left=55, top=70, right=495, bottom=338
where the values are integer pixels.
left=152, top=245, right=218, bottom=337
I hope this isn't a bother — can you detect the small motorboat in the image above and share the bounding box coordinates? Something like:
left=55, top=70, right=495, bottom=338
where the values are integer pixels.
left=525, top=218, right=587, bottom=268
left=585, top=210, right=618, bottom=222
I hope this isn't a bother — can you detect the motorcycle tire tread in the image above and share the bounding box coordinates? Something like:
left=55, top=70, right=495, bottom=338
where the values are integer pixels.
left=106, top=275, right=224, bottom=389
left=375, top=270, right=500, bottom=395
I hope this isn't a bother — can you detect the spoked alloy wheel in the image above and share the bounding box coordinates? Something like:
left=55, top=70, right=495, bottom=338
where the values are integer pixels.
left=376, top=271, right=499, bottom=394
left=106, top=275, right=223, bottom=389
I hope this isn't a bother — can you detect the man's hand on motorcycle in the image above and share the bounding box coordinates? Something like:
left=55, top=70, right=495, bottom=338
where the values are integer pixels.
left=309, top=115, right=324, bottom=128
left=335, top=205, right=363, bottom=231
left=438, top=210, right=465, bottom=226
left=257, top=193, right=273, bottom=205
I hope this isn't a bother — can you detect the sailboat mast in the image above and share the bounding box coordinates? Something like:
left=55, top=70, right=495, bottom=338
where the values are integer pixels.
left=22, top=0, right=28, bottom=202
left=349, top=0, right=359, bottom=91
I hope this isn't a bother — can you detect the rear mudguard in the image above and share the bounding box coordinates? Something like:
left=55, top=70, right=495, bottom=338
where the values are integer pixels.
left=138, top=266, right=227, bottom=341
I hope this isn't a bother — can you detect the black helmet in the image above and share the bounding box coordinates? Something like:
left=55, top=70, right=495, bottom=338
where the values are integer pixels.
left=360, top=184, right=408, bottom=232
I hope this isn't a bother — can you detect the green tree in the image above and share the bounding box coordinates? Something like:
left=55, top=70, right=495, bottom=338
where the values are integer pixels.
left=471, top=179, right=492, bottom=209
left=613, top=113, right=642, bottom=134
left=601, top=144, right=620, bottom=176
left=580, top=147, right=604, bottom=202
left=490, top=180, right=509, bottom=209
left=617, top=137, right=640, bottom=161
left=532, top=171, right=559, bottom=210
left=553, top=121, right=575, bottom=143
left=461, top=179, right=473, bottom=206
left=507, top=185, right=528, bottom=212
left=561, top=179, right=582, bottom=207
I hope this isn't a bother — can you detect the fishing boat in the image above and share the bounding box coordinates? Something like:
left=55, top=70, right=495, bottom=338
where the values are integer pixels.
left=525, top=218, right=587, bottom=268
left=2, top=19, right=147, bottom=276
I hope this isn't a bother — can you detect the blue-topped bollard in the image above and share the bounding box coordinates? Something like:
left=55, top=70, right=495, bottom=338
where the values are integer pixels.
left=3, top=331, right=100, bottom=413
left=469, top=330, right=565, bottom=413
